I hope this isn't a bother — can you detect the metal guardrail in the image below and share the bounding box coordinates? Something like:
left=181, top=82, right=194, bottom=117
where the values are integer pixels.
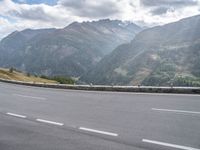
left=0, top=78, right=200, bottom=94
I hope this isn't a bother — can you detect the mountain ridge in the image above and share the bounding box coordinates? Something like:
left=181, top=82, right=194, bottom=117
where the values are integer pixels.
left=0, top=19, right=142, bottom=77
left=81, top=15, right=200, bottom=86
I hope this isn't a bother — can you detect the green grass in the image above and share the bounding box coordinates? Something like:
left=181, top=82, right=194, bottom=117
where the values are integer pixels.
left=40, top=75, right=75, bottom=84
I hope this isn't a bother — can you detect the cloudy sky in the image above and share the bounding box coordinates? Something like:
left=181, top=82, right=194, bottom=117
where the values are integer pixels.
left=0, top=0, right=200, bottom=39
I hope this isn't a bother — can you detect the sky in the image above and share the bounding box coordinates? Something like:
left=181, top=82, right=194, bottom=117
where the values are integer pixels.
left=0, top=0, right=200, bottom=39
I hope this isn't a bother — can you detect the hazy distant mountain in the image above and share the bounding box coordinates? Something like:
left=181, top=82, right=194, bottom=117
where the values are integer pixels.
left=0, top=29, right=55, bottom=68
left=82, top=15, right=200, bottom=86
left=0, top=19, right=142, bottom=77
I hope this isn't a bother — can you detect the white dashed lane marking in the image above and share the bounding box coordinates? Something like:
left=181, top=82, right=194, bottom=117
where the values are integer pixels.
left=152, top=108, right=200, bottom=115
left=142, top=139, right=200, bottom=150
left=79, top=127, right=118, bottom=137
left=13, top=94, right=46, bottom=100
left=36, top=118, right=64, bottom=126
left=6, top=112, right=27, bottom=118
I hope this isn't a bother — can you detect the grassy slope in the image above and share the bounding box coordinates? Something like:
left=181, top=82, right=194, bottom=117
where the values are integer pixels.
left=0, top=68, right=57, bottom=84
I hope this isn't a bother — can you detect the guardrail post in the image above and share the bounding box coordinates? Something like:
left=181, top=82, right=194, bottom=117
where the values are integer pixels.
left=170, top=83, right=173, bottom=88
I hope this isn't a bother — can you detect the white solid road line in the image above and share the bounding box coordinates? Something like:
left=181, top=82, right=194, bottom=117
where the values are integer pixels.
left=36, top=119, right=64, bottom=126
left=152, top=108, right=200, bottom=115
left=142, top=139, right=200, bottom=150
left=6, top=112, right=27, bottom=118
left=79, top=127, right=118, bottom=137
left=13, top=94, right=46, bottom=100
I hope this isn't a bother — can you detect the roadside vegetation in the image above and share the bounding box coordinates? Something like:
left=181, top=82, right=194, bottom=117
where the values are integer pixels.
left=0, top=67, right=57, bottom=84
left=173, top=76, right=200, bottom=87
left=40, top=75, right=75, bottom=84
left=0, top=67, right=75, bottom=85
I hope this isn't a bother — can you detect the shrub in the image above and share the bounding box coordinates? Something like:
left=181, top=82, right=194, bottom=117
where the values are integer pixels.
left=9, top=67, right=14, bottom=73
left=26, top=73, right=30, bottom=77
left=40, top=75, right=75, bottom=84
left=40, top=75, right=48, bottom=79
left=51, top=76, right=75, bottom=84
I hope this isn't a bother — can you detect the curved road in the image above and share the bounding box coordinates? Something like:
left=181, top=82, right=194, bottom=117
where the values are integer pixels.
left=0, top=82, right=200, bottom=150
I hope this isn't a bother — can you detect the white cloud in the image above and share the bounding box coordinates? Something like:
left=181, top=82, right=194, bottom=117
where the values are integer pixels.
left=0, top=17, right=16, bottom=40
left=59, top=0, right=120, bottom=18
left=0, top=0, right=200, bottom=39
left=0, top=0, right=75, bottom=39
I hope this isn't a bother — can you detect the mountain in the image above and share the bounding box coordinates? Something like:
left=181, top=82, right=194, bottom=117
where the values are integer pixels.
left=0, top=19, right=142, bottom=77
left=0, top=28, right=55, bottom=68
left=82, top=15, right=200, bottom=86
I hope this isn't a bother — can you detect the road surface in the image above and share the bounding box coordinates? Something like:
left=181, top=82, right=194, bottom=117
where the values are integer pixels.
left=0, top=82, right=200, bottom=150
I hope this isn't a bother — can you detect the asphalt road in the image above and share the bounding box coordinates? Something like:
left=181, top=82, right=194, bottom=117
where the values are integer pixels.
left=0, top=82, right=200, bottom=150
